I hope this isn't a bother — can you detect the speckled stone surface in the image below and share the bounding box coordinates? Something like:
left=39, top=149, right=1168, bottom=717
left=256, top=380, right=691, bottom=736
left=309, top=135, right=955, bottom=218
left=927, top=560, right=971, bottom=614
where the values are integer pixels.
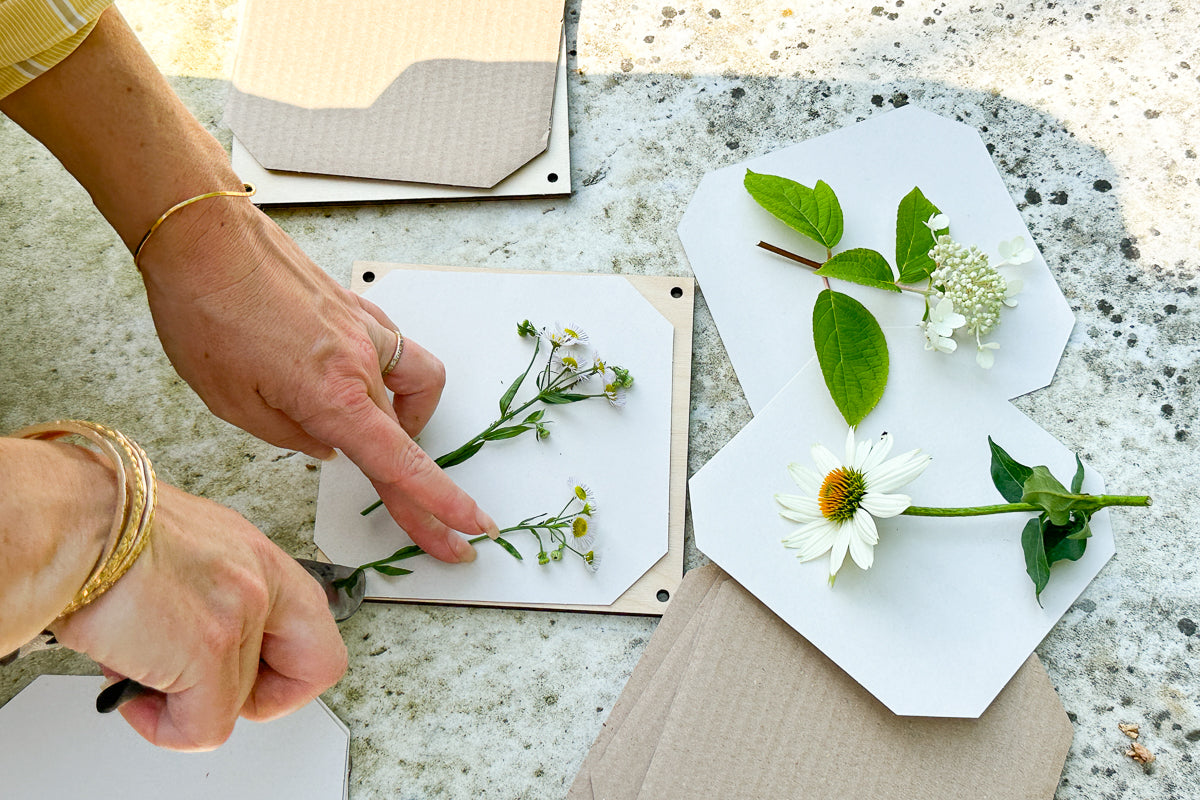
left=1, top=1, right=1197, bottom=797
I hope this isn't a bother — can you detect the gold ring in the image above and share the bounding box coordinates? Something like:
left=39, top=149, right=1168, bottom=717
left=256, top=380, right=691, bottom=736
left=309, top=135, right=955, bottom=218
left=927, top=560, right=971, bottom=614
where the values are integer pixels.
left=382, top=330, right=405, bottom=377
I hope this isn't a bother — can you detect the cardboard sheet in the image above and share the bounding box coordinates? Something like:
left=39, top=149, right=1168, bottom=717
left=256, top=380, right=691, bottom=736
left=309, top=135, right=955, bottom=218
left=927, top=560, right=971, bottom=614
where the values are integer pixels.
left=688, top=339, right=1115, bottom=717
left=571, top=566, right=1074, bottom=800
left=316, top=266, right=692, bottom=613
left=0, top=676, right=349, bottom=799
left=227, top=0, right=564, bottom=188
left=677, top=105, right=1075, bottom=413
left=230, top=37, right=572, bottom=205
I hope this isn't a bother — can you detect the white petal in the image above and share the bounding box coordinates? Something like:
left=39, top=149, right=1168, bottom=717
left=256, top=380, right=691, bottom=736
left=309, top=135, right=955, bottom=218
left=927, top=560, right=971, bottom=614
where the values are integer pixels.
left=932, top=335, right=957, bottom=353
left=775, top=493, right=822, bottom=522
left=786, top=463, right=823, bottom=495
left=858, top=432, right=894, bottom=475
left=844, top=426, right=859, bottom=467
left=848, top=510, right=877, bottom=569
left=852, top=506, right=879, bottom=545
left=976, top=342, right=999, bottom=369
left=860, top=491, right=912, bottom=518
left=864, top=450, right=931, bottom=493
left=783, top=520, right=840, bottom=562
left=828, top=526, right=852, bottom=577
left=810, top=442, right=842, bottom=476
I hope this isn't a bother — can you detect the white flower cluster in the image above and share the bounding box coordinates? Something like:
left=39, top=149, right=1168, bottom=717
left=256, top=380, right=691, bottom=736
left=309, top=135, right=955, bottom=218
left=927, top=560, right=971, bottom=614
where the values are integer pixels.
left=919, top=217, right=1027, bottom=369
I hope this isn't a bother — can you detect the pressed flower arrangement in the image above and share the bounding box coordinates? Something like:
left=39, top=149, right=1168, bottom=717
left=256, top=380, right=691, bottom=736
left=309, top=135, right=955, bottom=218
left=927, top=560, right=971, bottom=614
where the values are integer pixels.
left=747, top=172, right=1151, bottom=599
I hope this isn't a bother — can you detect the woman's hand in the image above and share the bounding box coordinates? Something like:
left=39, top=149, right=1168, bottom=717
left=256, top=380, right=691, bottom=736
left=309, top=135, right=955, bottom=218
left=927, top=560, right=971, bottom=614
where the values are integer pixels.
left=137, top=199, right=497, bottom=563
left=51, top=481, right=349, bottom=751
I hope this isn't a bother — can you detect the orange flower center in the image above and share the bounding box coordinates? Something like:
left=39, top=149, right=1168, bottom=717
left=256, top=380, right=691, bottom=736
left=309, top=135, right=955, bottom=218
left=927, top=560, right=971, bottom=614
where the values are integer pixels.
left=818, top=467, right=867, bottom=523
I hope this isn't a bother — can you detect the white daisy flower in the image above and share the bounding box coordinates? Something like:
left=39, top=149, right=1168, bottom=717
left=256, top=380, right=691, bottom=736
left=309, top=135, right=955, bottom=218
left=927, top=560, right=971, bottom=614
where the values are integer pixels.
left=775, top=428, right=931, bottom=582
left=583, top=548, right=602, bottom=573
left=570, top=516, right=596, bottom=552
left=603, top=381, right=627, bottom=408
left=569, top=479, right=598, bottom=514
left=544, top=323, right=589, bottom=347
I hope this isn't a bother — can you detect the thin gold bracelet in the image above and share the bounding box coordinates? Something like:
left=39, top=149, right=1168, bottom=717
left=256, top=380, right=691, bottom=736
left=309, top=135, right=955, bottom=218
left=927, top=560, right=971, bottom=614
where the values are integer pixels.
left=13, top=421, right=157, bottom=619
left=132, top=183, right=257, bottom=268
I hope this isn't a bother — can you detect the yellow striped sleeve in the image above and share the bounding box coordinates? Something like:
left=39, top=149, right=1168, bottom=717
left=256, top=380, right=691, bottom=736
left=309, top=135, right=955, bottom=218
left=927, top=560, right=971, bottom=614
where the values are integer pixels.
left=1, top=0, right=113, bottom=99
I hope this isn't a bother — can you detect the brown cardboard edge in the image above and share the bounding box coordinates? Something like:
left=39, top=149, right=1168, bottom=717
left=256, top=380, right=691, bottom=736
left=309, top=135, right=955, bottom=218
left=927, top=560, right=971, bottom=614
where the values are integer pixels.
left=341, top=262, right=692, bottom=616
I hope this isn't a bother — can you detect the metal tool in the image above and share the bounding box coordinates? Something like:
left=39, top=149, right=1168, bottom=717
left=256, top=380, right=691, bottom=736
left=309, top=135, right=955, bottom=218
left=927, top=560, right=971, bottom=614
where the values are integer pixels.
left=95, top=557, right=366, bottom=714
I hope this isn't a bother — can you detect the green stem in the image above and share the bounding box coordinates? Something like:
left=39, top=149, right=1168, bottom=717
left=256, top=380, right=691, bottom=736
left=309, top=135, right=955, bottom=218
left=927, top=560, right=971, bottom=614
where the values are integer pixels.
left=903, top=494, right=1151, bottom=517
left=757, top=240, right=930, bottom=295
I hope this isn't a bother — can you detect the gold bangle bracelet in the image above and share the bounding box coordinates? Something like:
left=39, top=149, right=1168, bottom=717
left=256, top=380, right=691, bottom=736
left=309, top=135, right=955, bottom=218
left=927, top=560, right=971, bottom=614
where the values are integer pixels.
left=13, top=421, right=157, bottom=619
left=132, top=183, right=257, bottom=268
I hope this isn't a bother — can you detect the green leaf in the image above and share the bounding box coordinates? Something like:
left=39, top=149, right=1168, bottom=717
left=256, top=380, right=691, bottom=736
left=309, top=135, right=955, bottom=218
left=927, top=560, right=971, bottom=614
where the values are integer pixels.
left=522, top=409, right=545, bottom=424
left=481, top=425, right=531, bottom=441
left=499, top=373, right=524, bottom=416
left=814, top=248, right=901, bottom=292
left=895, top=187, right=944, bottom=284
left=1021, top=466, right=1078, bottom=526
left=987, top=437, right=1033, bottom=503
left=541, top=392, right=591, bottom=404
left=372, top=565, right=414, bottom=577
left=434, top=439, right=486, bottom=469
left=1020, top=517, right=1050, bottom=603
left=493, top=536, right=524, bottom=560
left=744, top=171, right=843, bottom=249
left=811, top=289, right=889, bottom=427
left=1044, top=514, right=1090, bottom=561
left=1070, top=454, right=1085, bottom=494
left=378, top=545, right=425, bottom=561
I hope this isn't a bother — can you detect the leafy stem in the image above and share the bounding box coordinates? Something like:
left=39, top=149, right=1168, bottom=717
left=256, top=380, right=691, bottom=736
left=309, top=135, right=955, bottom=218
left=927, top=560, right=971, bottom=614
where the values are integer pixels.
left=756, top=241, right=932, bottom=296
left=903, top=495, right=1151, bottom=517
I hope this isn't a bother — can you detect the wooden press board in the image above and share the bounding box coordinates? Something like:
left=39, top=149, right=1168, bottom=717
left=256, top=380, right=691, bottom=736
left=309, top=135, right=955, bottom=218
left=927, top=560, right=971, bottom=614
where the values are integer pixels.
left=318, top=262, right=692, bottom=616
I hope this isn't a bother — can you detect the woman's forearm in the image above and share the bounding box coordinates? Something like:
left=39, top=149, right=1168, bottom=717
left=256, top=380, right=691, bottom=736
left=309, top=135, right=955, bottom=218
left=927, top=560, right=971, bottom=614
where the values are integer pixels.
left=0, top=438, right=114, bottom=654
left=0, top=6, right=241, bottom=253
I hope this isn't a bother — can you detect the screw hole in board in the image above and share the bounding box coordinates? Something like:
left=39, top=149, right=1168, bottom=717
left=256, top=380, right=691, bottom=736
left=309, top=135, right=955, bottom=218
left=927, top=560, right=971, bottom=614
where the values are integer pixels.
left=656, top=589, right=670, bottom=602
left=547, top=172, right=559, bottom=183
left=670, top=286, right=683, bottom=299
left=362, top=271, right=376, bottom=283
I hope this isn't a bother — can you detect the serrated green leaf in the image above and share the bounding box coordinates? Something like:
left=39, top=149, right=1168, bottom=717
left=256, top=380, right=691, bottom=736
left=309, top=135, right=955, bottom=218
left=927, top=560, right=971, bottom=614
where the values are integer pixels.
left=481, top=425, right=531, bottom=441
left=814, top=248, right=901, bottom=292
left=744, top=171, right=843, bottom=249
left=1021, top=466, right=1078, bottom=526
left=494, top=536, right=523, bottom=560
left=812, top=289, right=889, bottom=427
left=1021, top=517, right=1050, bottom=603
left=896, top=187, right=944, bottom=284
left=373, top=565, right=414, bottom=576
left=988, top=437, right=1033, bottom=503
left=1070, top=455, right=1085, bottom=494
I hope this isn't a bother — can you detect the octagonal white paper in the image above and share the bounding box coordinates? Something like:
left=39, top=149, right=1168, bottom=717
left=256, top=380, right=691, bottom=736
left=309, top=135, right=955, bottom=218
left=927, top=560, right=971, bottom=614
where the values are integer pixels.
left=0, top=676, right=349, bottom=798
left=688, top=335, right=1116, bottom=718
left=678, top=105, right=1075, bottom=414
left=316, top=270, right=673, bottom=606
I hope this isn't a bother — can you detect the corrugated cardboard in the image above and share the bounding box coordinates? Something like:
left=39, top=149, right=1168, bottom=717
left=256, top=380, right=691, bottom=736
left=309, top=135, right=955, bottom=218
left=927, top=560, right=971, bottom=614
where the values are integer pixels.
left=227, top=0, right=564, bottom=188
left=571, top=566, right=1074, bottom=800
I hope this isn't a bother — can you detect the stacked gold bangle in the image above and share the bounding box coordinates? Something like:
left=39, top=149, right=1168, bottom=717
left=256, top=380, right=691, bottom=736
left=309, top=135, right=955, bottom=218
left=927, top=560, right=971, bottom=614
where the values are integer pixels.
left=13, top=421, right=157, bottom=619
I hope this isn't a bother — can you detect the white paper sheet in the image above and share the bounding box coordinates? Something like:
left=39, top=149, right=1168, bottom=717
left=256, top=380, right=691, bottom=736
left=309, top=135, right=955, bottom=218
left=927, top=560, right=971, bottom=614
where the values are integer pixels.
left=231, top=38, right=572, bottom=204
left=688, top=334, right=1116, bottom=718
left=0, top=676, right=349, bottom=799
left=678, top=105, right=1075, bottom=414
left=315, top=270, right=674, bottom=606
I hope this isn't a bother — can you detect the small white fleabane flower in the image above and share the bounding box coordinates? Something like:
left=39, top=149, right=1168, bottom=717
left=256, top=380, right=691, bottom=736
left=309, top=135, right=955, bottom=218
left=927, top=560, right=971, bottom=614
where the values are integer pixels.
left=603, top=381, right=627, bottom=407
left=924, top=213, right=950, bottom=233
left=583, top=549, right=602, bottom=572
left=775, top=428, right=931, bottom=582
left=996, top=236, right=1034, bottom=267
left=544, top=323, right=589, bottom=347
left=569, top=479, right=597, bottom=513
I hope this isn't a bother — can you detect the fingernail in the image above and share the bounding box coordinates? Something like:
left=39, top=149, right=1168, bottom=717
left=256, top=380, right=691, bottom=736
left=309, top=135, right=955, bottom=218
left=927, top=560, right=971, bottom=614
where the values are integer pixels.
left=455, top=537, right=477, bottom=563
left=476, top=509, right=500, bottom=540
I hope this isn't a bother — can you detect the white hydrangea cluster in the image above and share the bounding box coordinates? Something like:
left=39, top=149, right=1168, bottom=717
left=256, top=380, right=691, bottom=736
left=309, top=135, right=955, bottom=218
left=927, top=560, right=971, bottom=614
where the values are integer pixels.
left=928, top=235, right=1009, bottom=338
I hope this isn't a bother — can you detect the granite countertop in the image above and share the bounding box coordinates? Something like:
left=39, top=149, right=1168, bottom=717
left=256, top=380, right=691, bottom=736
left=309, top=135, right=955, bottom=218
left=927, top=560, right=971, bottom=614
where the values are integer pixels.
left=1, top=1, right=1196, bottom=797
